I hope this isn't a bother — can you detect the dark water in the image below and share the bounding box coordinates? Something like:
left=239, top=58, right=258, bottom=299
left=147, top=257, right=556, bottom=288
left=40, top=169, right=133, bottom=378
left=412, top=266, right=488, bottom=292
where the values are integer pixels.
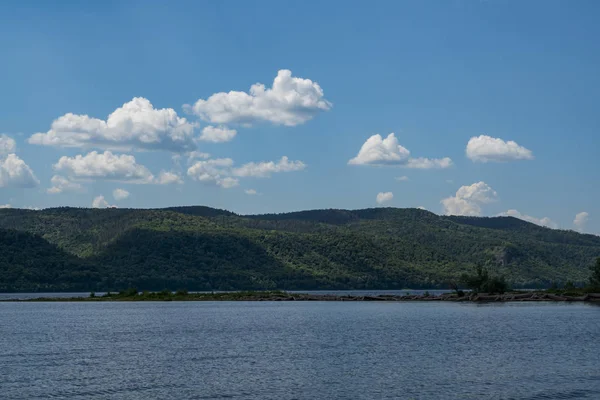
left=1, top=302, right=599, bottom=399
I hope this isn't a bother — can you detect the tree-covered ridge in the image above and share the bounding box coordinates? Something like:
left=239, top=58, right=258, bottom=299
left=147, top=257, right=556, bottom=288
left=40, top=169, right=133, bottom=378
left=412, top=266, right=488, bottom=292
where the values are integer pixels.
left=0, top=206, right=599, bottom=292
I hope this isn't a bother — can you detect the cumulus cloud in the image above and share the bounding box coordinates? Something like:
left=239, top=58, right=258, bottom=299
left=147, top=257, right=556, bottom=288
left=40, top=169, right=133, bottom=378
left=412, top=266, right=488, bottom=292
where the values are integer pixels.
left=466, top=135, right=533, bottom=162
left=417, top=206, right=426, bottom=210
left=245, top=189, right=258, bottom=195
left=156, top=171, right=183, bottom=185
left=395, top=176, right=409, bottom=182
left=54, top=151, right=154, bottom=183
left=47, top=175, right=84, bottom=194
left=185, top=69, right=331, bottom=127
left=441, top=181, right=498, bottom=216
left=232, top=156, right=305, bottom=178
left=92, top=195, right=111, bottom=208
left=499, top=209, right=558, bottom=229
left=0, top=134, right=17, bottom=155
left=187, top=158, right=239, bottom=188
left=376, top=192, right=393, bottom=205
left=348, top=133, right=452, bottom=169
left=198, top=126, right=237, bottom=143
left=112, top=188, right=130, bottom=201
left=0, top=204, right=11, bottom=209
left=573, top=212, right=589, bottom=232
left=29, top=97, right=197, bottom=152
left=0, top=154, right=39, bottom=188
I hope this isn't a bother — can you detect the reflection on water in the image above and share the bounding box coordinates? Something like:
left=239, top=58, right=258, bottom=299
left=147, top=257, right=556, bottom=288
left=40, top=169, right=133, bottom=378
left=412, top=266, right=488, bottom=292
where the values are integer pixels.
left=1, top=301, right=599, bottom=399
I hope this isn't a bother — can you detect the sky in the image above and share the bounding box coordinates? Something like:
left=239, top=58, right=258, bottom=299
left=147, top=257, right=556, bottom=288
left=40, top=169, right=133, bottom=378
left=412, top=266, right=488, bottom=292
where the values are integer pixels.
left=0, top=0, right=598, bottom=234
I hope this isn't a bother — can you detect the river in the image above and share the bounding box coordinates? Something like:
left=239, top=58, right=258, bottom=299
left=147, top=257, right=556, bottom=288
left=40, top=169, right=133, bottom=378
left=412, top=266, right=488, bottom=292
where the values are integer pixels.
left=1, top=301, right=598, bottom=399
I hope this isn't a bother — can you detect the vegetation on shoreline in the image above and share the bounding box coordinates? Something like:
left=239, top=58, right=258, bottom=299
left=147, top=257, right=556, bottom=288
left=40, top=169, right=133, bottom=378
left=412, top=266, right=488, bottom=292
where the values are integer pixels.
left=1, top=206, right=599, bottom=292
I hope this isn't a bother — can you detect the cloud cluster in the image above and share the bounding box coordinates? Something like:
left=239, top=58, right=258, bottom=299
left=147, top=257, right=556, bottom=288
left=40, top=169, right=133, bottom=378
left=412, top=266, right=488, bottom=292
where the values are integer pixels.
left=29, top=97, right=197, bottom=152
left=573, top=211, right=589, bottom=232
left=187, top=158, right=239, bottom=188
left=441, top=181, right=497, bottom=216
left=186, top=69, right=332, bottom=127
left=466, top=135, right=533, bottom=163
left=187, top=156, right=306, bottom=188
left=376, top=192, right=394, bottom=205
left=348, top=133, right=452, bottom=169
left=47, top=175, right=84, bottom=194
left=54, top=151, right=155, bottom=183
left=499, top=209, right=558, bottom=229
left=0, top=154, right=39, bottom=188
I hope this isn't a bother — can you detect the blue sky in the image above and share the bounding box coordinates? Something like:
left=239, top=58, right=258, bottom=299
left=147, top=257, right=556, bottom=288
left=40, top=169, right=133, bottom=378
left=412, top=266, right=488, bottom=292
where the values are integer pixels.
left=0, top=0, right=598, bottom=234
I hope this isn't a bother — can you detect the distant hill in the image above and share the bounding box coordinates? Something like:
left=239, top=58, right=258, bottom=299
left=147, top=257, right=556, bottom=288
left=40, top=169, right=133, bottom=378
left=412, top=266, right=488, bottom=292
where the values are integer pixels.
left=0, top=206, right=598, bottom=292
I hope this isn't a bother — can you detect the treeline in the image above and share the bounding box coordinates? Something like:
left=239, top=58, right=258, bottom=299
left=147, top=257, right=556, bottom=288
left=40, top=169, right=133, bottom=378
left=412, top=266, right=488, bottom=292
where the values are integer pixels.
left=0, top=206, right=599, bottom=292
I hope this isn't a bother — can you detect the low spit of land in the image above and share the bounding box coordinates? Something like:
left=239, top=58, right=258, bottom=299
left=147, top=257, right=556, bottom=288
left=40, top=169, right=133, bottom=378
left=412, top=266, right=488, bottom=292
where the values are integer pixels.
left=2, top=290, right=600, bottom=303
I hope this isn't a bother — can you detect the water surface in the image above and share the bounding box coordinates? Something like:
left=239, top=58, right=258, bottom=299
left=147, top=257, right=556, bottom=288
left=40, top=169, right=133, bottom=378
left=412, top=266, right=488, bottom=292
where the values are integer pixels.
left=1, top=301, right=598, bottom=399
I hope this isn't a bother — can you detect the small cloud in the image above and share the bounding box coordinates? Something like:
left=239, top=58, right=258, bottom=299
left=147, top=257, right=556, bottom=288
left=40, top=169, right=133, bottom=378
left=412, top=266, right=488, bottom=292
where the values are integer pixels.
left=47, top=175, right=84, bottom=194
left=0, top=204, right=11, bottom=209
left=395, top=176, right=409, bottom=182
left=466, top=135, right=533, bottom=163
left=245, top=189, right=259, bottom=195
left=112, top=188, right=130, bottom=201
left=376, top=191, right=393, bottom=205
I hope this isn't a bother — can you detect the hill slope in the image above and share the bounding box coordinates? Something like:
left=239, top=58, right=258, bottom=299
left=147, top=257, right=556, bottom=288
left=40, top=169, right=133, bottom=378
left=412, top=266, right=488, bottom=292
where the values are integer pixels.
left=0, top=206, right=598, bottom=291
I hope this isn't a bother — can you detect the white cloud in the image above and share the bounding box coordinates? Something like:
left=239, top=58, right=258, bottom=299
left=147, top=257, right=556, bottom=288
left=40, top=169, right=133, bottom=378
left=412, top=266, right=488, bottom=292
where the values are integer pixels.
left=573, top=211, right=589, bottom=232
left=245, top=189, right=258, bottom=195
left=441, top=181, right=498, bottom=216
left=186, top=151, right=211, bottom=165
left=395, top=176, right=409, bottom=182
left=185, top=69, right=331, bottom=127
left=232, top=156, right=305, bottom=178
left=417, top=206, right=426, bottom=210
left=187, top=158, right=239, bottom=189
left=29, top=97, right=196, bottom=152
left=0, top=134, right=16, bottom=155
left=187, top=155, right=304, bottom=188
left=112, top=188, right=130, bottom=201
left=198, top=126, right=237, bottom=143
left=349, top=133, right=410, bottom=165
left=47, top=175, right=84, bottom=194
left=0, top=154, right=39, bottom=188
left=466, top=135, right=533, bottom=163
left=54, top=151, right=154, bottom=183
left=376, top=192, right=394, bottom=205
left=348, top=133, right=452, bottom=169
left=405, top=157, right=453, bottom=169
left=92, top=195, right=110, bottom=208
left=156, top=171, right=183, bottom=185
left=0, top=204, right=11, bottom=209
left=499, top=209, right=558, bottom=229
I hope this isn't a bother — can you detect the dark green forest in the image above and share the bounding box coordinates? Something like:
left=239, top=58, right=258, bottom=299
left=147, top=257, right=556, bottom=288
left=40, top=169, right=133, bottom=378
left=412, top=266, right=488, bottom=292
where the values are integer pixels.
left=0, top=206, right=599, bottom=292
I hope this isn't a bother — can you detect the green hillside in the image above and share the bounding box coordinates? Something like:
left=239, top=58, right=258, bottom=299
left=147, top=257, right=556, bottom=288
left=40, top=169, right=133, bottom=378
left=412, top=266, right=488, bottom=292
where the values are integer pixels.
left=0, top=206, right=598, bottom=292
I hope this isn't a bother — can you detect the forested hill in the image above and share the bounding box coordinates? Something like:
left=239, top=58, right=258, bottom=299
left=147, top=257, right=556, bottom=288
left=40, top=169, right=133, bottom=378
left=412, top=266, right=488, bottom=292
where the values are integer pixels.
left=0, top=206, right=599, bottom=292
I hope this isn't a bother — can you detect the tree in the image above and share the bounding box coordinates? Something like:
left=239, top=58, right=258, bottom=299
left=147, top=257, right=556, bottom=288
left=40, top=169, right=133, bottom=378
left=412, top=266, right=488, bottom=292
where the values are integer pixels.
left=590, top=257, right=600, bottom=288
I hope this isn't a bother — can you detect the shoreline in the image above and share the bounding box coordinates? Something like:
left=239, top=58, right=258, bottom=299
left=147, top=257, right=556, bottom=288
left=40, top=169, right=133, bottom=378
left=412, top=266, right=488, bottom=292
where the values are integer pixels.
left=2, top=291, right=600, bottom=303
